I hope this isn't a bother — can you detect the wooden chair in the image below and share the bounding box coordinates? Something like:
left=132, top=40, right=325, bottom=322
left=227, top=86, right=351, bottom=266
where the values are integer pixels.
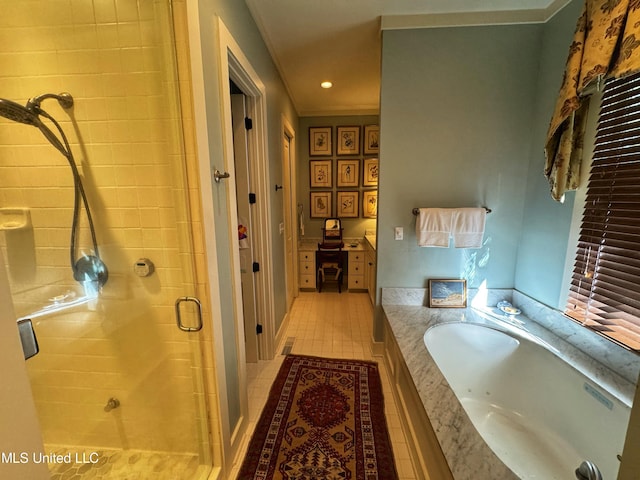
left=317, top=242, right=344, bottom=293
left=317, top=218, right=344, bottom=293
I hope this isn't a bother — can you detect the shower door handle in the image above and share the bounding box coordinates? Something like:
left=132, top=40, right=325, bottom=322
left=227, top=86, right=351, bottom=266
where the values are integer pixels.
left=175, top=296, right=203, bottom=332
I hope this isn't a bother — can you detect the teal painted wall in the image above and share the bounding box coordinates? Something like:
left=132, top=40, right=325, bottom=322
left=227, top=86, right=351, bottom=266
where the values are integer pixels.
left=515, top=0, right=583, bottom=309
left=376, top=3, right=583, bottom=340
left=378, top=24, right=541, bottom=292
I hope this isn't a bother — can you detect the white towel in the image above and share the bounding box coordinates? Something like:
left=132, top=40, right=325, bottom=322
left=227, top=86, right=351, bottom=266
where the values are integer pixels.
left=416, top=208, right=453, bottom=247
left=452, top=208, right=486, bottom=248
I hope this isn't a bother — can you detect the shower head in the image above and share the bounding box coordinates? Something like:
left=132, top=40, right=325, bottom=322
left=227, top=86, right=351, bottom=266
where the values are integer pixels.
left=0, top=94, right=71, bottom=156
left=27, top=92, right=74, bottom=112
left=0, top=98, right=40, bottom=126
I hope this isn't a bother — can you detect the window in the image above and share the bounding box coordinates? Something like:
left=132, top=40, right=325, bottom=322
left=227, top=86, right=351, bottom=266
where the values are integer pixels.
left=565, top=72, right=640, bottom=352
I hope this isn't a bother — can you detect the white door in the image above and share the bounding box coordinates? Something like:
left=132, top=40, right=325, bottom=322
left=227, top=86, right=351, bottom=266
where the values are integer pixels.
left=282, top=133, right=296, bottom=310
left=231, top=93, right=258, bottom=363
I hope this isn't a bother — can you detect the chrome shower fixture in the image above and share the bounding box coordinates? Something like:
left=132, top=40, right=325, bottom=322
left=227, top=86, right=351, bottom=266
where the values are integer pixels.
left=0, top=92, right=108, bottom=288
left=0, top=93, right=73, bottom=155
left=27, top=92, right=74, bottom=112
left=0, top=97, right=40, bottom=125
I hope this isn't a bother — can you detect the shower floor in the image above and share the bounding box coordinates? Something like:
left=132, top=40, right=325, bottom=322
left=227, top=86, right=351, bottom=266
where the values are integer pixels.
left=46, top=445, right=207, bottom=480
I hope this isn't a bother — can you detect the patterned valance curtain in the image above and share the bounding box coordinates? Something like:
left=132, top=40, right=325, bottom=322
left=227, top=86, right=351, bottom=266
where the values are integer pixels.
left=544, top=0, right=640, bottom=201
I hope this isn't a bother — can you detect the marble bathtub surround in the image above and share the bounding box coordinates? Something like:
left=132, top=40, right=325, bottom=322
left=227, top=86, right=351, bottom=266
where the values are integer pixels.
left=383, top=304, right=518, bottom=479
left=382, top=287, right=640, bottom=479
left=512, top=290, right=640, bottom=386
left=381, top=287, right=640, bottom=395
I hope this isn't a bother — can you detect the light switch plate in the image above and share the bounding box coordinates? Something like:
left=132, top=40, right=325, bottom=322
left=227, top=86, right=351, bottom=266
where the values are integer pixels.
left=395, top=227, right=403, bottom=240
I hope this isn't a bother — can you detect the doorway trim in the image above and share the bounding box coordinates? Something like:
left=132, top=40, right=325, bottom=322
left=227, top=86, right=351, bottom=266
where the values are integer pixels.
left=277, top=116, right=299, bottom=348
left=218, top=22, right=276, bottom=363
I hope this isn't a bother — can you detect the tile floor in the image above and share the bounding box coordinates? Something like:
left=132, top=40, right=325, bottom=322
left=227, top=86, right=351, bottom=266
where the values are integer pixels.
left=229, top=291, right=417, bottom=480
left=46, top=445, right=207, bottom=479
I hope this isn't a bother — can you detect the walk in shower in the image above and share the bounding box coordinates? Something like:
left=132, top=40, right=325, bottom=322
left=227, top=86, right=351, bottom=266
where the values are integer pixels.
left=0, top=0, right=215, bottom=478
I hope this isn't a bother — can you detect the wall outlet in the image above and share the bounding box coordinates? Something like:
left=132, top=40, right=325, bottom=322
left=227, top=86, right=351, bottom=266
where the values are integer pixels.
left=395, top=227, right=403, bottom=240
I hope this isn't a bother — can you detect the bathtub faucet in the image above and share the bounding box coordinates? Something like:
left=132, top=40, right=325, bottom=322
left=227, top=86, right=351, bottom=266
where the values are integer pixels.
left=575, top=461, right=603, bottom=480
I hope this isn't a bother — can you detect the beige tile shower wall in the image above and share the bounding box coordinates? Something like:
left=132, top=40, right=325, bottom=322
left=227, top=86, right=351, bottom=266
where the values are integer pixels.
left=0, top=0, right=211, bottom=455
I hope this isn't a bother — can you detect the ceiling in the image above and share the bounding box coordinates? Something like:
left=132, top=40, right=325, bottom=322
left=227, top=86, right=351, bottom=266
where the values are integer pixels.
left=245, top=0, right=570, bottom=117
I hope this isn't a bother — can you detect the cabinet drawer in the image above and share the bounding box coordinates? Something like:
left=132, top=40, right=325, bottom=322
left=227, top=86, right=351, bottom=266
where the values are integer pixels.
left=349, top=262, right=364, bottom=275
left=299, top=260, right=315, bottom=276
left=300, top=274, right=316, bottom=289
left=299, top=252, right=314, bottom=262
left=348, top=274, right=365, bottom=290
left=349, top=252, right=364, bottom=263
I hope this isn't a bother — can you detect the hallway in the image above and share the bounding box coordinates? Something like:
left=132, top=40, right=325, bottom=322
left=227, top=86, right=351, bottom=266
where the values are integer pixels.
left=230, top=292, right=417, bottom=479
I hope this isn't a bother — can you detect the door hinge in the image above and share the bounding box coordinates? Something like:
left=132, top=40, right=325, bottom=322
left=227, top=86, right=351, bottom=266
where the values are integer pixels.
left=252, top=261, right=260, bottom=273
left=256, top=324, right=263, bottom=334
left=245, top=117, right=253, bottom=130
left=249, top=192, right=256, bottom=204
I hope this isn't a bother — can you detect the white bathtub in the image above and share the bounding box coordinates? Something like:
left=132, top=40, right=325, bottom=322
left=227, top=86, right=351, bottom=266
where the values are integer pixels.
left=424, top=321, right=630, bottom=479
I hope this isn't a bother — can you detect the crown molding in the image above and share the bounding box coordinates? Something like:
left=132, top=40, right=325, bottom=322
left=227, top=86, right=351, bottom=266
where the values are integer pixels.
left=381, top=0, right=572, bottom=30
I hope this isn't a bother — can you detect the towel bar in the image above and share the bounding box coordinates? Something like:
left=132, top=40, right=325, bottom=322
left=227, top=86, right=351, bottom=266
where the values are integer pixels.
left=412, top=207, right=491, bottom=215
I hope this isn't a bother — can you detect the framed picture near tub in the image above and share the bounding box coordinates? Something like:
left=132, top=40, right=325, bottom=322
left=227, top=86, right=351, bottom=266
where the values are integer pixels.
left=428, top=279, right=467, bottom=308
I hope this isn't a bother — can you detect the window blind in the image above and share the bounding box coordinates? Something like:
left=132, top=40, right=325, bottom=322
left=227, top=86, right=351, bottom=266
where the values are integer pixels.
left=565, top=72, right=640, bottom=352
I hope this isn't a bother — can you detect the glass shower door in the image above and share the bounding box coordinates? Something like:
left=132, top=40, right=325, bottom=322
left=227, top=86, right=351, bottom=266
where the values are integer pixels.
left=0, top=0, right=214, bottom=478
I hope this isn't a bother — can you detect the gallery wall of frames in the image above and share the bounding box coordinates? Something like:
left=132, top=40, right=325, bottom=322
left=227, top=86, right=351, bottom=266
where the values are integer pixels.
left=298, top=115, right=379, bottom=239
left=307, top=124, right=378, bottom=219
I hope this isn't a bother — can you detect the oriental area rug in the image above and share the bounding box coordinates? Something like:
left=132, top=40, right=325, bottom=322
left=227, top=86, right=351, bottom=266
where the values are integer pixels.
left=238, top=355, right=399, bottom=479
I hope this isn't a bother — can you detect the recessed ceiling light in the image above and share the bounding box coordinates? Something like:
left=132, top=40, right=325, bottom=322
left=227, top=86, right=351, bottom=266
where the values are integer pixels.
left=320, top=81, right=333, bottom=89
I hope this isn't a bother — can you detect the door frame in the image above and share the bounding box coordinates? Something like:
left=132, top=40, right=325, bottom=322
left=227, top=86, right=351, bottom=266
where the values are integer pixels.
left=277, top=116, right=298, bottom=347
left=231, top=93, right=259, bottom=363
left=222, top=30, right=275, bottom=363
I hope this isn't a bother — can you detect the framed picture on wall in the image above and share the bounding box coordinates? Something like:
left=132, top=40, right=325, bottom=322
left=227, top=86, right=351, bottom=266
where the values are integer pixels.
left=310, top=191, right=332, bottom=218
left=362, top=190, right=377, bottom=218
left=336, top=191, right=359, bottom=218
left=337, top=126, right=360, bottom=155
left=363, top=158, right=379, bottom=186
left=336, top=159, right=359, bottom=187
left=428, top=279, right=467, bottom=308
left=309, top=159, right=332, bottom=188
left=309, top=127, right=332, bottom=156
left=364, top=125, right=379, bottom=154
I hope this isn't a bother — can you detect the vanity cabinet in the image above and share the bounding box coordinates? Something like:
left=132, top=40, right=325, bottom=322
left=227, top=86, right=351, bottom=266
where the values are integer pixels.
left=347, top=251, right=365, bottom=290
left=298, top=251, right=316, bottom=290
left=383, top=317, right=454, bottom=480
